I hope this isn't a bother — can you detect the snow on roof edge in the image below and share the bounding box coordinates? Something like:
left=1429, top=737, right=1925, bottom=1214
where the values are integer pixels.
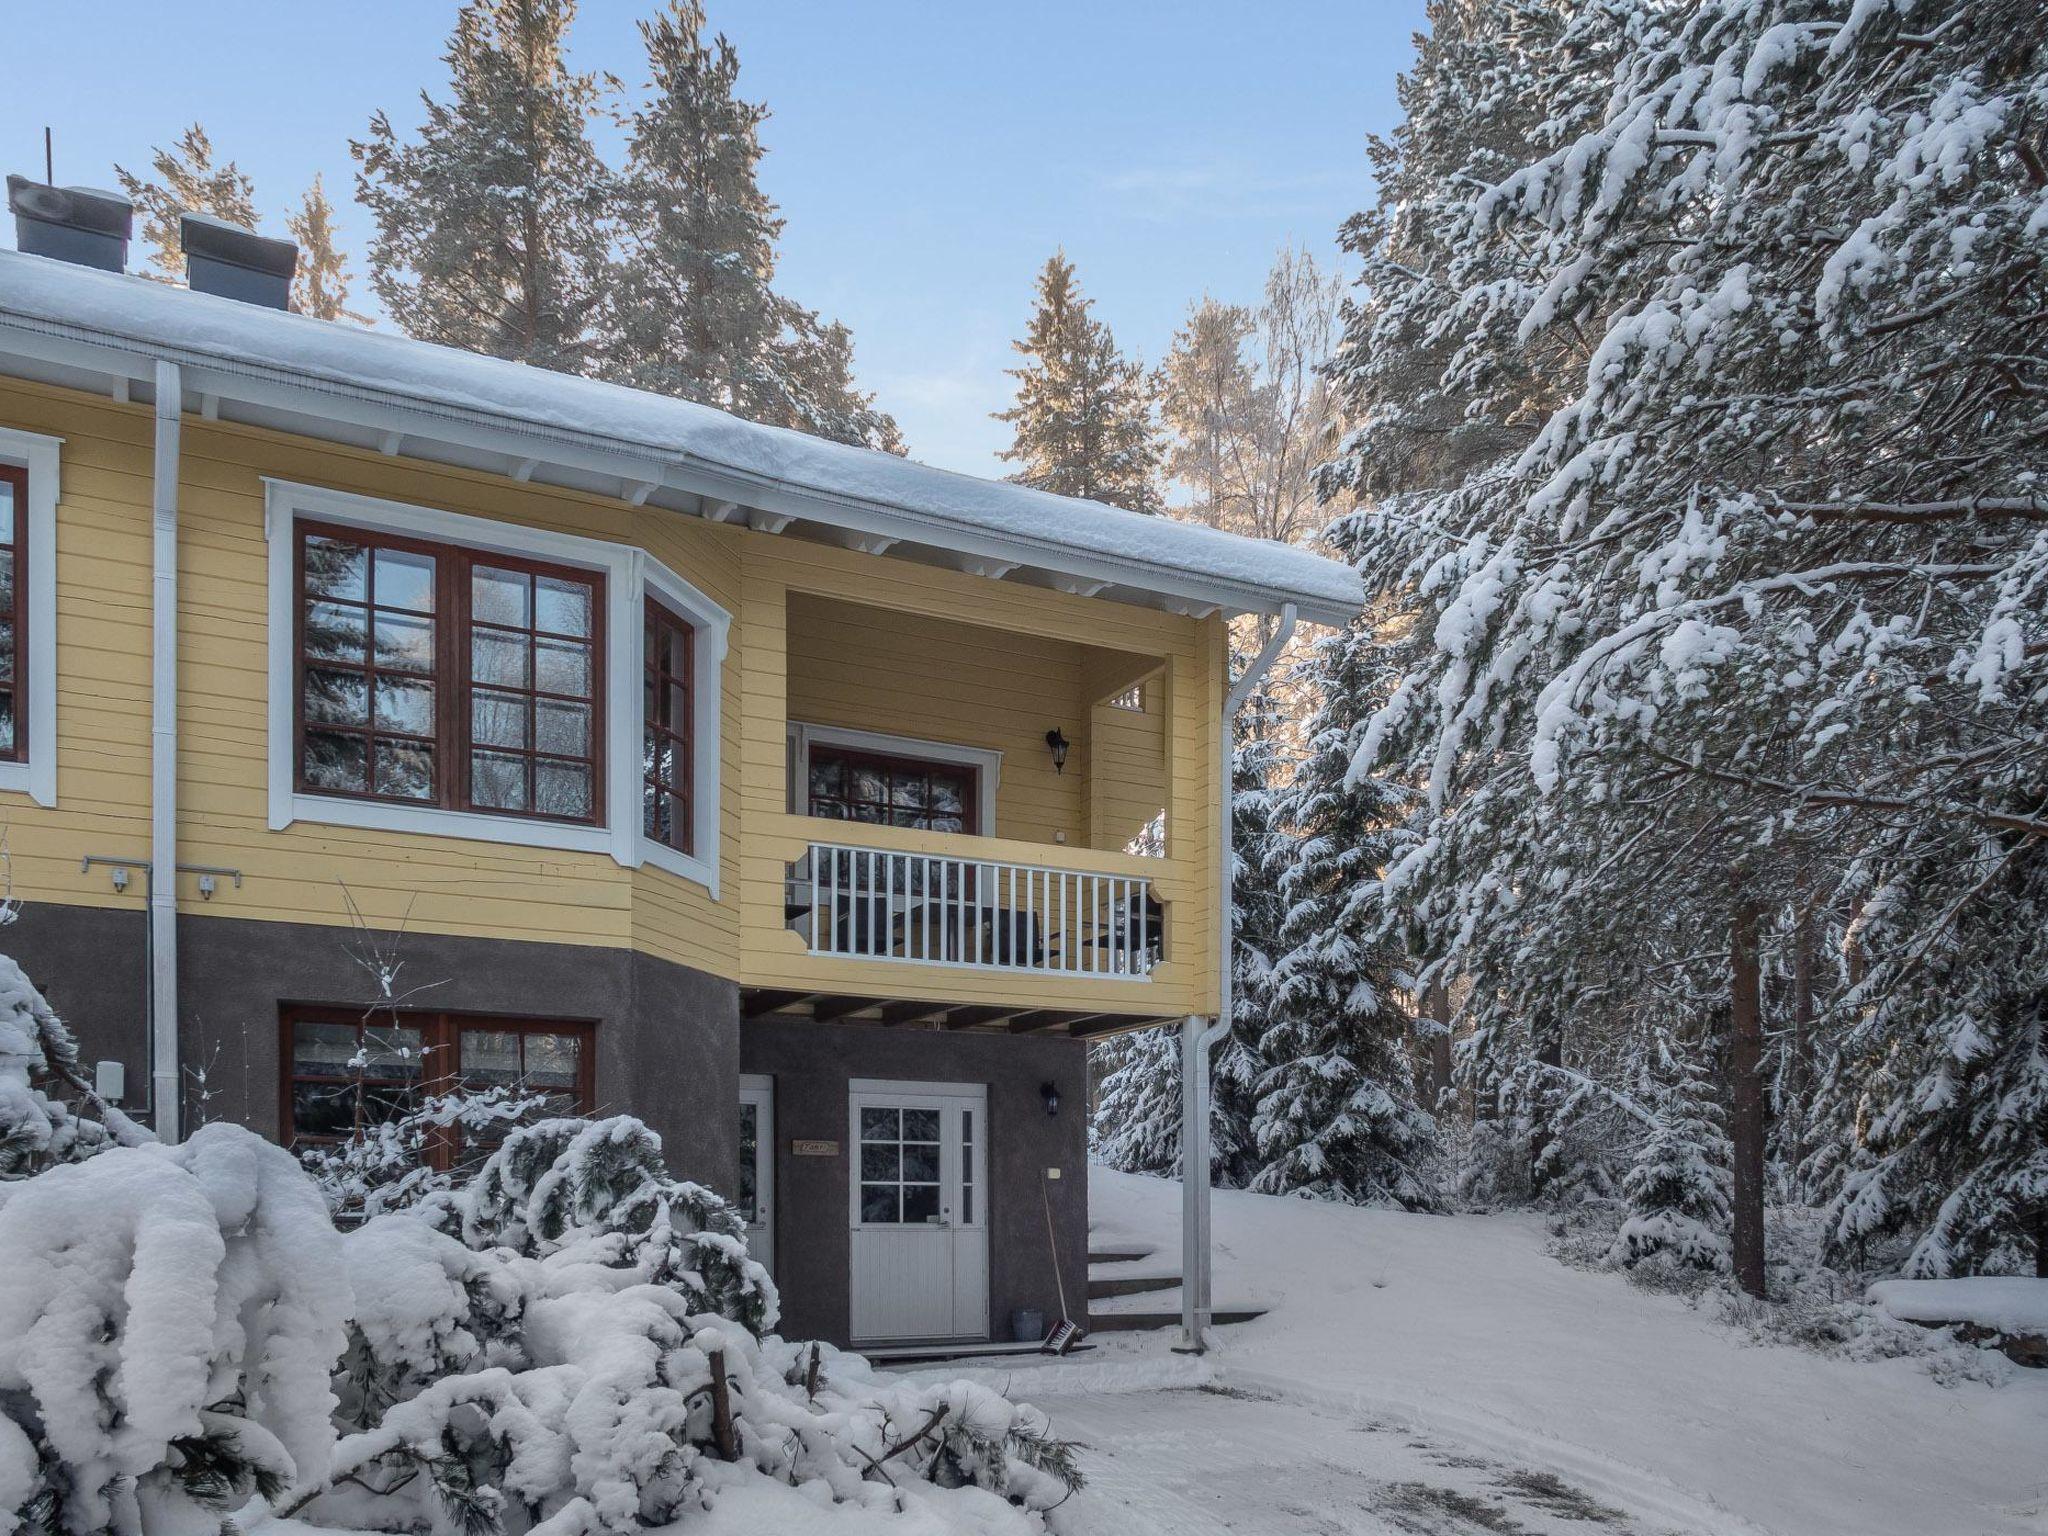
left=0, top=251, right=1363, bottom=619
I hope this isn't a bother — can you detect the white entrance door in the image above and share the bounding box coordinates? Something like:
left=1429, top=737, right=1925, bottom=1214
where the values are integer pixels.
left=849, top=1080, right=989, bottom=1343
left=738, top=1075, right=774, bottom=1274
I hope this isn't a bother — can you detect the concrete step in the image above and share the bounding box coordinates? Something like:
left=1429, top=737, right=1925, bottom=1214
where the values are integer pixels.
left=1089, top=1306, right=1266, bottom=1333
left=1088, top=1270, right=1182, bottom=1301
left=1087, top=1247, right=1153, bottom=1265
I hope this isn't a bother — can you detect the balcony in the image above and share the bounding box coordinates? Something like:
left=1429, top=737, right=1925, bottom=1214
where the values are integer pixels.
left=734, top=583, right=1218, bottom=1032
left=788, top=836, right=1162, bottom=978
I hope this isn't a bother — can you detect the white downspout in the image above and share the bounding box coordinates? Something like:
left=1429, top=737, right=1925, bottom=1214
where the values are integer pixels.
left=150, top=360, right=182, bottom=1143
left=1178, top=601, right=1296, bottom=1353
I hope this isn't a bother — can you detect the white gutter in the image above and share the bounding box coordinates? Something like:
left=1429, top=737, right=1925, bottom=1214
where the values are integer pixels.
left=1178, top=602, right=1296, bottom=1353
left=149, top=359, right=181, bottom=1143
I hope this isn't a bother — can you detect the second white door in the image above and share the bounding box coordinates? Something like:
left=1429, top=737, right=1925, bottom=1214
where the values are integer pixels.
left=849, top=1080, right=988, bottom=1343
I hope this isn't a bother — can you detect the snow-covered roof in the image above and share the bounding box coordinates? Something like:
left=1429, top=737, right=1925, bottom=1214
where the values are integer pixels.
left=0, top=249, right=1362, bottom=625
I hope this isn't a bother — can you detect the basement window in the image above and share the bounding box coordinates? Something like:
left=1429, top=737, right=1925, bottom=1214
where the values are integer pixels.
left=282, top=1008, right=594, bottom=1166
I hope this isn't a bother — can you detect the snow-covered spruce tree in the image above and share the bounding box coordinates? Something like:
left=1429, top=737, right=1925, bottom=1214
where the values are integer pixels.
left=996, top=252, right=1161, bottom=514
left=1092, top=683, right=1289, bottom=1184
left=288, top=174, right=370, bottom=324
left=600, top=1, right=900, bottom=452
left=113, top=122, right=260, bottom=281
left=434, top=1115, right=779, bottom=1333
left=305, top=1117, right=1082, bottom=1532
left=1089, top=1024, right=1181, bottom=1177
left=1253, top=624, right=1439, bottom=1208
left=1815, top=848, right=2048, bottom=1278
left=354, top=0, right=610, bottom=372
left=1330, top=0, right=2048, bottom=1286
left=1611, top=1029, right=1734, bottom=1273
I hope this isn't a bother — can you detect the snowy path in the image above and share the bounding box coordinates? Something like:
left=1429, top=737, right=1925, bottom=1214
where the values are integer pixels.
left=1037, top=1382, right=1674, bottom=1536
left=910, top=1168, right=2047, bottom=1536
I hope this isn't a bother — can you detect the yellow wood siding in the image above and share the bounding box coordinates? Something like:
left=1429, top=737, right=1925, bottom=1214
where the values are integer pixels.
left=0, top=375, right=1224, bottom=1017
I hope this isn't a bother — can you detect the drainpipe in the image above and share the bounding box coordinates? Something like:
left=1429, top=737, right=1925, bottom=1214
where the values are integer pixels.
left=1178, top=602, right=1295, bottom=1353
left=150, top=359, right=181, bottom=1143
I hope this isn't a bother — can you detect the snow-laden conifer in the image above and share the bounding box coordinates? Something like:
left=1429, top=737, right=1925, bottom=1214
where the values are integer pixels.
left=996, top=253, right=1160, bottom=514
left=354, top=0, right=611, bottom=371
left=1254, top=625, right=1439, bottom=1209
left=600, top=1, right=900, bottom=451
left=1611, top=1030, right=1734, bottom=1273
left=1328, top=0, right=2048, bottom=1276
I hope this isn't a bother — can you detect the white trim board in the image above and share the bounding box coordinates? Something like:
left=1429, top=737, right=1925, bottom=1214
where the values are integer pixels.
left=262, top=478, right=728, bottom=896
left=0, top=425, right=60, bottom=807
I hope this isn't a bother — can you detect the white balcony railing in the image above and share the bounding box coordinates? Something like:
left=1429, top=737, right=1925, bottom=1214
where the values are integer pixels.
left=789, top=842, right=1160, bottom=979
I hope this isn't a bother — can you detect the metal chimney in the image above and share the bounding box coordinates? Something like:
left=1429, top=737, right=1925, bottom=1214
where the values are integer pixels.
left=7, top=176, right=132, bottom=271
left=180, top=213, right=297, bottom=309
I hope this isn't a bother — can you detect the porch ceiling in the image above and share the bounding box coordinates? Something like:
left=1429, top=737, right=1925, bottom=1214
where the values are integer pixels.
left=739, top=987, right=1172, bottom=1039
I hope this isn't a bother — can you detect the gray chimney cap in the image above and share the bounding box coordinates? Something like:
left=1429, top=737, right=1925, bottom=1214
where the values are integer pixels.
left=7, top=177, right=134, bottom=238
left=179, top=213, right=298, bottom=279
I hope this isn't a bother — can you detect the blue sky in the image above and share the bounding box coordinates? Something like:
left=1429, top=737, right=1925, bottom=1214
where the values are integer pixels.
left=1, top=1, right=1422, bottom=476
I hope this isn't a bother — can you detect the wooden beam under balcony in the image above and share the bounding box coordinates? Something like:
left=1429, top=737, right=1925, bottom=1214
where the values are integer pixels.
left=808, top=995, right=873, bottom=1024
left=940, top=1005, right=1021, bottom=1031
left=743, top=990, right=814, bottom=1019
left=1005, top=1010, right=1103, bottom=1034
left=879, top=1000, right=947, bottom=1027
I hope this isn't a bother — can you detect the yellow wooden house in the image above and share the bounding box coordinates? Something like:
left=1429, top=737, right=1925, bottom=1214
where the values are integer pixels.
left=0, top=182, right=1358, bottom=1349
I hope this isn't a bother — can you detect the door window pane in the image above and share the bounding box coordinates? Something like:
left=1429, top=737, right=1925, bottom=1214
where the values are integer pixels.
left=861, top=1185, right=900, bottom=1224
left=901, top=1184, right=940, bottom=1223
left=738, top=1103, right=759, bottom=1222
left=861, top=1143, right=901, bottom=1181
left=861, top=1107, right=899, bottom=1142
left=902, top=1107, right=941, bottom=1142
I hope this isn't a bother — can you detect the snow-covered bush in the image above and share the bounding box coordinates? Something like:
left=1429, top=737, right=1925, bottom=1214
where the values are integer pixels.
left=301, top=1081, right=545, bottom=1222
left=0, top=1122, right=352, bottom=1535
left=0, top=954, right=143, bottom=1179
left=1, top=1069, right=1084, bottom=1536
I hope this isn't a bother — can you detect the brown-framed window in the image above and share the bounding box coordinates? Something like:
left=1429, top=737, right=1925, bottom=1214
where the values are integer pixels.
left=281, top=1007, right=595, bottom=1165
left=295, top=520, right=604, bottom=823
left=643, top=600, right=694, bottom=854
left=806, top=743, right=975, bottom=834
left=0, top=464, right=28, bottom=762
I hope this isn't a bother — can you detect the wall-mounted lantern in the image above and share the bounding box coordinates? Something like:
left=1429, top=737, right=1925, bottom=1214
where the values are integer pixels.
left=1045, top=729, right=1071, bottom=774
left=1041, top=1080, right=1062, bottom=1118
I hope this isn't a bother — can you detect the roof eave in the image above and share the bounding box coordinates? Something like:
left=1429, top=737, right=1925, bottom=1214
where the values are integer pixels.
left=0, top=308, right=1362, bottom=628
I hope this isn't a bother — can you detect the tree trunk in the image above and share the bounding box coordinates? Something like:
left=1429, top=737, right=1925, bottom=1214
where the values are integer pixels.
left=1789, top=862, right=1817, bottom=1166
left=1529, top=1020, right=1563, bottom=1194
left=1425, top=981, right=1454, bottom=1111
left=1730, top=899, right=1767, bottom=1299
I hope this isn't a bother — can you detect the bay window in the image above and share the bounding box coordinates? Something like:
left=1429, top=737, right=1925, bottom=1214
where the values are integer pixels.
left=268, top=480, right=727, bottom=893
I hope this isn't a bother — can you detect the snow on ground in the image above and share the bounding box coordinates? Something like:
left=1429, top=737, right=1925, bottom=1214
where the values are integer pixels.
left=904, top=1168, right=2048, bottom=1536
left=1868, top=1277, right=2048, bottom=1335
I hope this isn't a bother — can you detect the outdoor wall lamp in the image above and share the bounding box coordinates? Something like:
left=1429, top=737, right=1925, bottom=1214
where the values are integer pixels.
left=1045, top=729, right=1071, bottom=774
left=1041, top=1081, right=1062, bottom=1117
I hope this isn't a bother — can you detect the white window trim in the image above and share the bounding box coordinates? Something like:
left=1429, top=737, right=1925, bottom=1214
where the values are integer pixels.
left=263, top=479, right=727, bottom=897
left=638, top=553, right=727, bottom=897
left=0, top=426, right=59, bottom=808
left=787, top=721, right=999, bottom=838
